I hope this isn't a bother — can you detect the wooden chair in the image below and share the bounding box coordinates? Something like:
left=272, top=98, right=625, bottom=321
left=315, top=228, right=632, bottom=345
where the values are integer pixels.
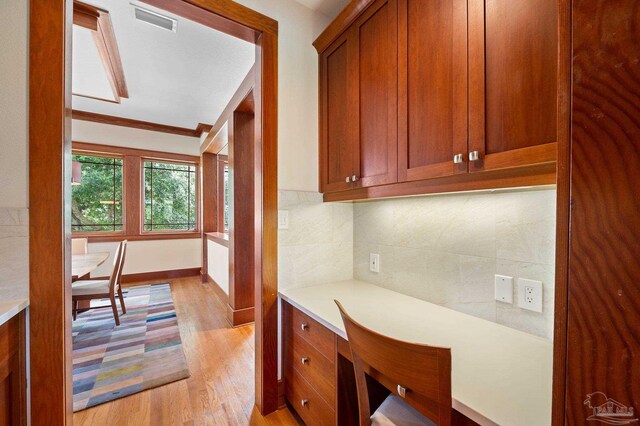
left=335, top=300, right=452, bottom=426
left=71, top=237, right=88, bottom=255
left=72, top=240, right=128, bottom=325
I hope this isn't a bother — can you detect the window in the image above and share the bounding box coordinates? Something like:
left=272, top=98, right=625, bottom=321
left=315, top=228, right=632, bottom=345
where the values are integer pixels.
left=71, top=154, right=123, bottom=232
left=223, top=164, right=230, bottom=231
left=217, top=157, right=230, bottom=232
left=144, top=160, right=197, bottom=231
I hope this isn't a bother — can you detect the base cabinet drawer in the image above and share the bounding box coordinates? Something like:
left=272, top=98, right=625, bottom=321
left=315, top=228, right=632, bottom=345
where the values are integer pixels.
left=285, top=303, right=336, bottom=360
left=286, top=368, right=335, bottom=426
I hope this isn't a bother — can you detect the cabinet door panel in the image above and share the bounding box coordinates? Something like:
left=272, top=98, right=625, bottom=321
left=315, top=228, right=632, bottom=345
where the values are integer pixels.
left=354, top=0, right=398, bottom=188
left=320, top=34, right=357, bottom=193
left=398, top=0, right=468, bottom=181
left=469, top=0, right=558, bottom=172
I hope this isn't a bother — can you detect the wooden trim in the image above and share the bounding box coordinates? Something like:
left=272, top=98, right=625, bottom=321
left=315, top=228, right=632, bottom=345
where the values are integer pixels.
left=277, top=379, right=286, bottom=409
left=32, top=0, right=280, bottom=419
left=73, top=1, right=128, bottom=101
left=72, top=110, right=212, bottom=138
left=324, top=163, right=557, bottom=202
left=206, top=274, right=229, bottom=306
left=201, top=67, right=256, bottom=154
left=226, top=305, right=255, bottom=327
left=217, top=157, right=228, bottom=232
left=0, top=311, right=27, bottom=425
left=73, top=141, right=200, bottom=163
left=206, top=232, right=229, bottom=248
left=29, top=0, right=73, bottom=422
left=313, top=0, right=375, bottom=53
left=551, top=0, right=571, bottom=424
left=77, top=232, right=202, bottom=243
left=94, top=267, right=200, bottom=284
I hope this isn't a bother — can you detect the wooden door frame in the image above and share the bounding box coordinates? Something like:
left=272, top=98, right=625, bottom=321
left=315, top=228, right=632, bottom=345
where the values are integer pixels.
left=28, top=0, right=279, bottom=422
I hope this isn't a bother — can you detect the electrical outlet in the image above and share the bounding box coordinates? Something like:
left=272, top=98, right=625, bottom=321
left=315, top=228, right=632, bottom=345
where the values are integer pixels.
left=494, top=275, right=514, bottom=303
left=518, top=278, right=543, bottom=313
left=369, top=253, right=380, bottom=273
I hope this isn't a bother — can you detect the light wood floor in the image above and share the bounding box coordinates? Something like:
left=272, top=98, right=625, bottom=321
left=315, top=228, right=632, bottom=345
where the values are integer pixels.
left=73, top=276, right=299, bottom=426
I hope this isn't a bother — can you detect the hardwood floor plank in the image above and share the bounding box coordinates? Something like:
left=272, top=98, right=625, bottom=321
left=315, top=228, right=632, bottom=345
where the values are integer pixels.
left=72, top=277, right=298, bottom=425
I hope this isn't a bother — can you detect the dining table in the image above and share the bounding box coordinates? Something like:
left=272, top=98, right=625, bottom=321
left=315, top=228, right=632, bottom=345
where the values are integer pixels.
left=72, top=252, right=110, bottom=281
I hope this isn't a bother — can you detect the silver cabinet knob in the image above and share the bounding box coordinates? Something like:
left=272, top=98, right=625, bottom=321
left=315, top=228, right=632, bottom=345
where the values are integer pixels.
left=453, top=154, right=464, bottom=164
left=301, top=399, right=308, bottom=407
left=352, top=175, right=358, bottom=182
left=300, top=323, right=308, bottom=331
left=469, top=151, right=480, bottom=161
left=301, top=357, right=309, bottom=365
left=345, top=176, right=350, bottom=183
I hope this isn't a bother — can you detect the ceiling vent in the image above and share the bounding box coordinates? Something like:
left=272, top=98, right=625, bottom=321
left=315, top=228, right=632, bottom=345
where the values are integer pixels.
left=132, top=5, right=177, bottom=32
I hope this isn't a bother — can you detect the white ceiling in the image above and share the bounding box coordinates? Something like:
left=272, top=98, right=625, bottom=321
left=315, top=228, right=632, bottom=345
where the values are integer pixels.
left=72, top=0, right=255, bottom=129
left=293, top=0, right=348, bottom=19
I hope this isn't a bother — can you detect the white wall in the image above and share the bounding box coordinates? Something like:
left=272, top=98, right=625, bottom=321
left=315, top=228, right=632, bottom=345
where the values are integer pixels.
left=73, top=120, right=201, bottom=156
left=89, top=239, right=201, bottom=277
left=234, top=0, right=331, bottom=192
left=0, top=0, right=29, bottom=300
left=207, top=240, right=229, bottom=295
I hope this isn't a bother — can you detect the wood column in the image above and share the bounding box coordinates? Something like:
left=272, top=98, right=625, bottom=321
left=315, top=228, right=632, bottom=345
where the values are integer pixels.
left=228, top=111, right=255, bottom=326
left=560, top=0, right=640, bottom=423
left=29, top=0, right=73, bottom=423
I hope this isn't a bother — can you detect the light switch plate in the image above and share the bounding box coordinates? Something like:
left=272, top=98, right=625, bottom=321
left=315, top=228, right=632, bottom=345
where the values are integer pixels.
left=278, top=210, right=289, bottom=229
left=494, top=275, right=514, bottom=303
left=518, top=278, right=543, bottom=313
left=369, top=253, right=380, bottom=273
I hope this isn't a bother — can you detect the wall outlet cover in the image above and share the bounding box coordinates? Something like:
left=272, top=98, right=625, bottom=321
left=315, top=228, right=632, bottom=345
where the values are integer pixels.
left=278, top=210, right=289, bottom=230
left=494, top=275, right=514, bottom=303
left=369, top=253, right=380, bottom=273
left=518, top=278, right=543, bottom=313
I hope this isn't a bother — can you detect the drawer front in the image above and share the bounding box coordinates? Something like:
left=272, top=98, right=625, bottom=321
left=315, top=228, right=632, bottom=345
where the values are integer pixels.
left=286, top=330, right=335, bottom=406
left=285, top=302, right=335, bottom=360
left=286, top=368, right=335, bottom=426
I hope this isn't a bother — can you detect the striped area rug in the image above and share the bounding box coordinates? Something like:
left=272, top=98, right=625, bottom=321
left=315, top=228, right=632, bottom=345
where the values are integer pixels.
left=72, top=283, right=190, bottom=412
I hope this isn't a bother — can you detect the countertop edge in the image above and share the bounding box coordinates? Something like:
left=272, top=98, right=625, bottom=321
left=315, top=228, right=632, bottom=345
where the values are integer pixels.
left=0, top=299, right=29, bottom=326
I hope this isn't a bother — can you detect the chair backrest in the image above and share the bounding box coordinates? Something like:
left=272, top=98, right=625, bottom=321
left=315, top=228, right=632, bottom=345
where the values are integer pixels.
left=111, top=240, right=127, bottom=293
left=335, top=300, right=452, bottom=426
left=107, top=242, right=124, bottom=296
left=71, top=238, right=88, bottom=255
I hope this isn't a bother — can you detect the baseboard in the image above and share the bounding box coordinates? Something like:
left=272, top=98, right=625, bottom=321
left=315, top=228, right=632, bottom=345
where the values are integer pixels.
left=95, top=267, right=201, bottom=284
left=278, top=379, right=286, bottom=409
left=226, top=305, right=254, bottom=327
left=206, top=274, right=229, bottom=305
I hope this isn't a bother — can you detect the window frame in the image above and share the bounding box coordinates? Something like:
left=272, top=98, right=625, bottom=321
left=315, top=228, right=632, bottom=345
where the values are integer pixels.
left=72, top=142, right=201, bottom=242
left=216, top=155, right=229, bottom=233
left=141, top=157, right=200, bottom=235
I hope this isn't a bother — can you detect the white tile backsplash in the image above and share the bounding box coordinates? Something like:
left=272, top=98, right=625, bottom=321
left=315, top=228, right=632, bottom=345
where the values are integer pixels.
left=278, top=191, right=353, bottom=290
left=0, top=207, right=29, bottom=300
left=353, top=189, right=557, bottom=339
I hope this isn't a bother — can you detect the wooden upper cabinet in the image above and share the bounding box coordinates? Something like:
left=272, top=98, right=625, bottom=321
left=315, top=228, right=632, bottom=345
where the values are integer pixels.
left=320, top=32, right=357, bottom=193
left=319, top=0, right=397, bottom=193
left=352, top=0, right=397, bottom=188
left=398, top=0, right=468, bottom=182
left=468, top=0, right=558, bottom=172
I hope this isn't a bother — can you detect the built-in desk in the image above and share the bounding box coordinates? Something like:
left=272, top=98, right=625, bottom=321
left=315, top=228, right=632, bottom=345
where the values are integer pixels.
left=279, top=280, right=553, bottom=426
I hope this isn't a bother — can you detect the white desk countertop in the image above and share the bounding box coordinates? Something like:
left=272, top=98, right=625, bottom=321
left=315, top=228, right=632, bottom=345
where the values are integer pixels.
left=0, top=298, right=28, bottom=327
left=279, top=280, right=553, bottom=426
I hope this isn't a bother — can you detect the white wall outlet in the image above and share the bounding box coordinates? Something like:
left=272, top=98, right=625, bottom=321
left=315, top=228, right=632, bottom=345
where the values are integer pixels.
left=494, top=275, right=514, bottom=303
left=369, top=253, right=380, bottom=273
left=518, top=278, right=543, bottom=313
left=278, top=210, right=289, bottom=229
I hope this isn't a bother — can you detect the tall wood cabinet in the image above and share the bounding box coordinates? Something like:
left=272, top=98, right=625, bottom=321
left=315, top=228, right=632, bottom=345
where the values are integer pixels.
left=316, top=0, right=559, bottom=200
left=319, top=0, right=397, bottom=193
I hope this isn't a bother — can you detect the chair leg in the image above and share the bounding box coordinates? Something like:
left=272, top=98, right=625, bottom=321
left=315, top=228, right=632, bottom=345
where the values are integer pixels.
left=110, top=295, right=120, bottom=326
left=118, top=286, right=126, bottom=314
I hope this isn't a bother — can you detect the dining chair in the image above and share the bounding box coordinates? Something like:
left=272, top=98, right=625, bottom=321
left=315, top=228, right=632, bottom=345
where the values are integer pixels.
left=71, top=237, right=88, bottom=255
left=335, top=300, right=452, bottom=426
left=72, top=240, right=128, bottom=325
